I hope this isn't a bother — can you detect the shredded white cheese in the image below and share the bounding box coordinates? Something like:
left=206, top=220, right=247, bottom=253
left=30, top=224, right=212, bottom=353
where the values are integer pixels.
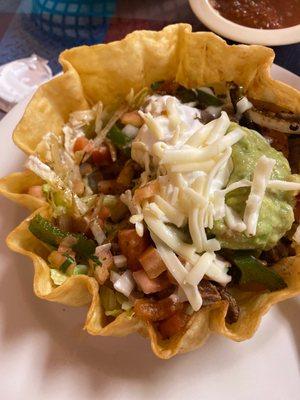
left=243, top=155, right=275, bottom=236
left=152, top=233, right=203, bottom=311
left=120, top=189, right=144, bottom=237
left=26, top=155, right=64, bottom=189
left=225, top=205, right=246, bottom=233
left=131, top=96, right=243, bottom=309
left=236, top=97, right=253, bottom=118
left=90, top=220, right=106, bottom=245
left=184, top=252, right=215, bottom=286
left=132, top=94, right=299, bottom=309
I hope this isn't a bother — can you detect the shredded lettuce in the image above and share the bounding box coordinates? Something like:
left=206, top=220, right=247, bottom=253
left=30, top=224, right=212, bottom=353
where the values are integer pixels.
left=26, top=155, right=64, bottom=189
left=50, top=269, right=67, bottom=285
left=127, top=87, right=150, bottom=109
left=99, top=286, right=129, bottom=317
left=42, top=185, right=70, bottom=217
left=100, top=286, right=119, bottom=314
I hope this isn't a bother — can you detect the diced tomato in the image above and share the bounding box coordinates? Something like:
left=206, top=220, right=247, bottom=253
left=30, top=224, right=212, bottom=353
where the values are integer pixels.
left=27, top=185, right=45, bottom=200
left=134, top=297, right=182, bottom=322
left=117, top=160, right=137, bottom=186
left=92, top=145, right=112, bottom=166
left=118, top=229, right=149, bottom=271
left=132, top=270, right=169, bottom=294
left=158, top=310, right=189, bottom=339
left=48, top=250, right=68, bottom=269
left=262, top=128, right=289, bottom=157
left=97, top=206, right=111, bottom=228
left=120, top=111, right=143, bottom=127
left=99, top=206, right=111, bottom=220
left=98, top=180, right=125, bottom=195
left=139, top=246, right=166, bottom=279
left=73, top=136, right=89, bottom=153
left=133, top=180, right=158, bottom=204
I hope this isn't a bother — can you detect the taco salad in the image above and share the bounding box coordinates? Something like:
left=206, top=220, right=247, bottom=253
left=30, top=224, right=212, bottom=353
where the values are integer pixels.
left=1, top=25, right=300, bottom=358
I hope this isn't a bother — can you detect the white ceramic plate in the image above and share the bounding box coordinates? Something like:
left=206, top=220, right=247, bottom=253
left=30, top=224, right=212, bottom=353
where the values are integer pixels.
left=0, top=65, right=299, bottom=400
left=189, top=0, right=300, bottom=46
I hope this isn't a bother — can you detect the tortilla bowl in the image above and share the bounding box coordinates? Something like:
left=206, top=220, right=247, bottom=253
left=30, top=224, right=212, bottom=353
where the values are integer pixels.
left=0, top=23, right=300, bottom=359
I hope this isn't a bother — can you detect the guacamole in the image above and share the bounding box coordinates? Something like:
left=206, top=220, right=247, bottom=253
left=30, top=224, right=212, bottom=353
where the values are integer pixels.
left=211, top=127, right=295, bottom=250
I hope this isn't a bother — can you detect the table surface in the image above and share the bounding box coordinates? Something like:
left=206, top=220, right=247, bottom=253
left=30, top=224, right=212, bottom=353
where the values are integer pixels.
left=1, top=0, right=299, bottom=74
left=1, top=0, right=299, bottom=118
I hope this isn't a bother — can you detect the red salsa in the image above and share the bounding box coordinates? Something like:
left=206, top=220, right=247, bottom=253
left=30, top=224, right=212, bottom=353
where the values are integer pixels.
left=211, top=0, right=300, bottom=29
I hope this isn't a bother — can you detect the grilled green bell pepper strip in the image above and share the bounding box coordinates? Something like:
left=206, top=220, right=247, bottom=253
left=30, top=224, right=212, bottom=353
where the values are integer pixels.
left=196, top=89, right=223, bottom=107
left=175, top=86, right=198, bottom=103
left=29, top=215, right=97, bottom=260
left=29, top=214, right=66, bottom=247
left=232, top=252, right=287, bottom=292
left=151, top=81, right=223, bottom=107
left=176, top=86, right=224, bottom=106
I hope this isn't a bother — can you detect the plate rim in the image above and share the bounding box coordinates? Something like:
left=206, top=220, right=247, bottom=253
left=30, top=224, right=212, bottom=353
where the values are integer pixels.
left=189, top=0, right=300, bottom=46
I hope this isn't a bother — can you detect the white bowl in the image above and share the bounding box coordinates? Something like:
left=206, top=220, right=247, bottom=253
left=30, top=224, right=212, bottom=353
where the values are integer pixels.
left=189, top=0, right=300, bottom=46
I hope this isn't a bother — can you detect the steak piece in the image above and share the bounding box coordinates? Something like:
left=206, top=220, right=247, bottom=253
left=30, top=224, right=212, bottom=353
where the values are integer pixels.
left=199, top=280, right=222, bottom=306
left=218, top=288, right=240, bottom=324
left=199, top=280, right=240, bottom=324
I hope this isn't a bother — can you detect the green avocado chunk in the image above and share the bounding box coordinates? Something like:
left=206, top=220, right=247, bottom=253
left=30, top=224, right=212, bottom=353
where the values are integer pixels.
left=211, top=127, right=295, bottom=250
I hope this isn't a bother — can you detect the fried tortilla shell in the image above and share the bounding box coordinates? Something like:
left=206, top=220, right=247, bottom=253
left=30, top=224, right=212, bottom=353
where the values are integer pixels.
left=6, top=206, right=145, bottom=335
left=0, top=170, right=46, bottom=211
left=2, top=24, right=300, bottom=358
left=13, top=24, right=300, bottom=155
left=6, top=208, right=300, bottom=358
left=13, top=69, right=90, bottom=155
